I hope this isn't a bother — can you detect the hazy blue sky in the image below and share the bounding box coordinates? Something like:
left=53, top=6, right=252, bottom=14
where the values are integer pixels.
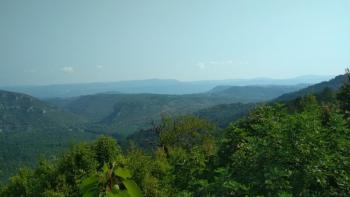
left=0, top=0, right=349, bottom=85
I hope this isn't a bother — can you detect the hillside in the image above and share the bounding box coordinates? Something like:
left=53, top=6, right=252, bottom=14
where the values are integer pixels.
left=185, top=74, right=348, bottom=133
left=51, top=85, right=303, bottom=135
left=195, top=103, right=256, bottom=128
left=206, top=85, right=307, bottom=102
left=51, top=93, right=233, bottom=135
left=275, top=74, right=347, bottom=101
left=0, top=90, right=83, bottom=132
left=127, top=103, right=256, bottom=151
left=0, top=90, right=96, bottom=181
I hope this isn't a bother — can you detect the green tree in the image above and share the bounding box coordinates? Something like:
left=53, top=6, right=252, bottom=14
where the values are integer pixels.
left=124, top=147, right=172, bottom=197
left=0, top=136, right=125, bottom=197
left=92, top=136, right=122, bottom=168
left=214, top=103, right=350, bottom=196
left=155, top=116, right=217, bottom=195
left=80, top=163, right=141, bottom=197
left=337, top=68, right=350, bottom=121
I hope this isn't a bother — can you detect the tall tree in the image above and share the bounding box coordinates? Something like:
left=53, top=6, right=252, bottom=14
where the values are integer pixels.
left=337, top=68, right=350, bottom=121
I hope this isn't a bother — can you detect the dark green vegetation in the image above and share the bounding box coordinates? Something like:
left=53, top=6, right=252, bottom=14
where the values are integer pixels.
left=337, top=69, right=350, bottom=121
left=0, top=90, right=80, bottom=131
left=195, top=103, right=256, bottom=128
left=275, top=74, right=347, bottom=102
left=0, top=91, right=97, bottom=181
left=1, top=72, right=350, bottom=196
left=80, top=162, right=142, bottom=197
left=0, top=136, right=139, bottom=197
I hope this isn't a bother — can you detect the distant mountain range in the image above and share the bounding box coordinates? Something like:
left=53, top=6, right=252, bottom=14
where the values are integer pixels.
left=0, top=75, right=332, bottom=98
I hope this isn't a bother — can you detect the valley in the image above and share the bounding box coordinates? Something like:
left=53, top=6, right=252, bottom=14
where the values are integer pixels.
left=0, top=76, right=344, bottom=182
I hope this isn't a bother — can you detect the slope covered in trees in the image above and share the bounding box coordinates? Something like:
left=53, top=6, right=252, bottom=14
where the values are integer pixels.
left=0, top=90, right=97, bottom=182
left=1, top=72, right=350, bottom=196
left=276, top=74, right=347, bottom=102
left=49, top=85, right=303, bottom=136
left=206, top=85, right=306, bottom=100
left=195, top=103, right=256, bottom=128
left=0, top=90, right=83, bottom=131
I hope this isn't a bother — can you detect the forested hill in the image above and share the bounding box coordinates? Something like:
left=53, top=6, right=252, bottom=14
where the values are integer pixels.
left=275, top=74, right=347, bottom=101
left=205, top=85, right=306, bottom=101
left=0, top=90, right=96, bottom=181
left=195, top=103, right=256, bottom=128
left=49, top=85, right=304, bottom=135
left=50, top=93, right=245, bottom=135
left=0, top=90, right=83, bottom=132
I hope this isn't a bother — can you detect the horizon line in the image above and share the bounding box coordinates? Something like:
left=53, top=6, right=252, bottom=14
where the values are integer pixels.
left=0, top=74, right=336, bottom=87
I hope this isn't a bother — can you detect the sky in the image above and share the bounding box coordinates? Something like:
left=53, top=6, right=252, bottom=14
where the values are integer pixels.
left=0, top=0, right=349, bottom=86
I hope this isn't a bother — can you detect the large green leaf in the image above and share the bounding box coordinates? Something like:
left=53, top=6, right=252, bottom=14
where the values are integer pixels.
left=122, top=180, right=142, bottom=197
left=106, top=191, right=130, bottom=197
left=82, top=189, right=100, bottom=197
left=103, top=163, right=109, bottom=174
left=114, top=167, right=132, bottom=179
left=79, top=175, right=99, bottom=194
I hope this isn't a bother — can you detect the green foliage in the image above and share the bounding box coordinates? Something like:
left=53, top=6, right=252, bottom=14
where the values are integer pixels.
left=0, top=136, right=124, bottom=197
left=80, top=163, right=141, bottom=197
left=276, top=74, right=348, bottom=102
left=93, top=136, right=122, bottom=168
left=2, top=74, right=350, bottom=196
left=337, top=68, right=350, bottom=121
left=158, top=115, right=215, bottom=151
left=0, top=90, right=97, bottom=182
left=124, top=147, right=172, bottom=197
left=154, top=116, right=218, bottom=195
left=195, top=103, right=256, bottom=128
left=214, top=103, right=350, bottom=196
left=0, top=168, right=34, bottom=197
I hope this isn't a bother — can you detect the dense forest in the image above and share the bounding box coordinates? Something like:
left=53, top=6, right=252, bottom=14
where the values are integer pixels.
left=0, top=83, right=303, bottom=181
left=47, top=85, right=302, bottom=135
left=0, top=91, right=98, bottom=181
left=0, top=71, right=349, bottom=196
